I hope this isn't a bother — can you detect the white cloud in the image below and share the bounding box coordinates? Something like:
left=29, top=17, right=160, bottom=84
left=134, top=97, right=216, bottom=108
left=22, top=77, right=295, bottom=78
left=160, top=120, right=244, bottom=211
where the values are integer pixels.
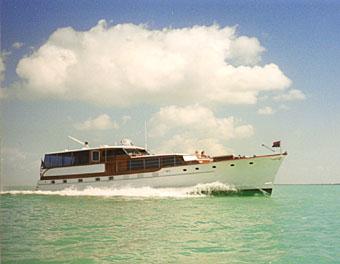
left=155, top=135, right=234, bottom=156
left=257, top=106, right=275, bottom=115
left=12, top=42, right=24, bottom=49
left=148, top=105, right=253, bottom=155
left=15, top=20, right=291, bottom=106
left=229, top=36, right=265, bottom=66
left=274, top=89, right=306, bottom=101
left=74, top=114, right=119, bottom=130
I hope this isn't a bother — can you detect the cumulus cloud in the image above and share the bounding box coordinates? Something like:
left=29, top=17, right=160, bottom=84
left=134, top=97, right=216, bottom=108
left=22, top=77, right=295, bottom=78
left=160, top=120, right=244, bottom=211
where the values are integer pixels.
left=156, top=135, right=234, bottom=156
left=74, top=114, right=119, bottom=130
left=12, top=42, right=24, bottom=49
left=15, top=20, right=291, bottom=106
left=148, top=105, right=253, bottom=155
left=274, top=89, right=306, bottom=101
left=257, top=106, right=275, bottom=115
left=229, top=36, right=265, bottom=65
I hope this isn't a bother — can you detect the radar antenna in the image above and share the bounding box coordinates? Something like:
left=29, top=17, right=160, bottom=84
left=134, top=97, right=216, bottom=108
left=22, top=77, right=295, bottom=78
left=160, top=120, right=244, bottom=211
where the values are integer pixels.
left=120, top=138, right=133, bottom=146
left=68, top=136, right=89, bottom=148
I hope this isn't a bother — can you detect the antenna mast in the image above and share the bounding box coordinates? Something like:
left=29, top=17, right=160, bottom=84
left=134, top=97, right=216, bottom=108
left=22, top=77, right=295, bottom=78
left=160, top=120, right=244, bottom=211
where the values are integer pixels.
left=68, top=136, right=89, bottom=148
left=261, top=144, right=275, bottom=153
left=144, top=120, right=148, bottom=150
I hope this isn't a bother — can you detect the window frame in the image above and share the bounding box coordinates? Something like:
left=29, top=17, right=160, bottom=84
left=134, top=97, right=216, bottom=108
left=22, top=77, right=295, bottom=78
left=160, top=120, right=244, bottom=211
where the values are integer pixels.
left=91, top=150, right=100, bottom=162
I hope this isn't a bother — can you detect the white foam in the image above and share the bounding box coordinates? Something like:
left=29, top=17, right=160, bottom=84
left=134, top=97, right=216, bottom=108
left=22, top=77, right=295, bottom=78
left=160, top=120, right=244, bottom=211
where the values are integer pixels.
left=0, top=182, right=237, bottom=198
left=189, top=182, right=237, bottom=195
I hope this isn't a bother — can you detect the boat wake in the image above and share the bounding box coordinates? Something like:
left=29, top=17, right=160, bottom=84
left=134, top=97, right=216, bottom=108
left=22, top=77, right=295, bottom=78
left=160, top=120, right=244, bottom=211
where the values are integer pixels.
left=0, top=182, right=238, bottom=198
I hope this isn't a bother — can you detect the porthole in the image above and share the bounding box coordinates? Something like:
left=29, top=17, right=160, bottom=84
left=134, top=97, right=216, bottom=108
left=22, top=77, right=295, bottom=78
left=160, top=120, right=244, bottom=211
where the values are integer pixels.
left=249, top=162, right=254, bottom=165
left=108, top=176, right=114, bottom=181
left=230, top=164, right=235, bottom=167
left=63, top=179, right=67, bottom=183
left=195, top=167, right=199, bottom=170
left=78, top=179, right=83, bottom=182
left=212, top=166, right=216, bottom=169
left=51, top=180, right=55, bottom=184
left=95, top=178, right=100, bottom=182
left=183, top=169, right=187, bottom=172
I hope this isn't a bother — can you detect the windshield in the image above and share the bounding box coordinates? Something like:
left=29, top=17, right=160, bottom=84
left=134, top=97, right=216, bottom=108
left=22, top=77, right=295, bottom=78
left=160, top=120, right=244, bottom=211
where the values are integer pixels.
left=124, top=148, right=149, bottom=156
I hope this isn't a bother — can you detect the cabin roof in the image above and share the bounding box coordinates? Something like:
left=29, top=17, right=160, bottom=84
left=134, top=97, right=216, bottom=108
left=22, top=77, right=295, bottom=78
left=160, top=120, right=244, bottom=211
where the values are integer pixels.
left=45, top=145, right=146, bottom=155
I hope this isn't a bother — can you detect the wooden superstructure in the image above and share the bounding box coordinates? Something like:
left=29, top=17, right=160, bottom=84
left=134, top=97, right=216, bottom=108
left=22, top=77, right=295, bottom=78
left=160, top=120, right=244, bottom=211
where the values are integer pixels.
left=40, top=146, right=228, bottom=181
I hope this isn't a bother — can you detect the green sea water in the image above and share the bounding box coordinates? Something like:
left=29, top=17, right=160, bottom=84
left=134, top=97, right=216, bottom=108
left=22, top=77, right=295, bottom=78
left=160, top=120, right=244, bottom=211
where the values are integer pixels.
left=1, top=185, right=339, bottom=263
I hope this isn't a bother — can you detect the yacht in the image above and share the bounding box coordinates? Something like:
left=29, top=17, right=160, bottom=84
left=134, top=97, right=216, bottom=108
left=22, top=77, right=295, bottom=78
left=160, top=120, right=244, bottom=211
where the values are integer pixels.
left=37, top=138, right=287, bottom=195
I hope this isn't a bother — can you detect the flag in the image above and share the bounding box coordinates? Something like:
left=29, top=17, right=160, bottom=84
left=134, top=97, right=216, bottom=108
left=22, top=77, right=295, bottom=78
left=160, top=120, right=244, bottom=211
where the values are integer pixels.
left=272, top=141, right=281, bottom=148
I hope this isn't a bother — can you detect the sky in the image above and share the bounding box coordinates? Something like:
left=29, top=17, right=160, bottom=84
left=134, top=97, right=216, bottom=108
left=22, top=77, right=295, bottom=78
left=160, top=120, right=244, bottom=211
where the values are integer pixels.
left=1, top=0, right=340, bottom=186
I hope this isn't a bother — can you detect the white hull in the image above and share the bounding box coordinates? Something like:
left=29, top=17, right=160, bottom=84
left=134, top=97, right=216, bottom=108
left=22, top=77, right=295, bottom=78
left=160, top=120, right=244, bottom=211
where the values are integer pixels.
left=37, top=154, right=285, bottom=192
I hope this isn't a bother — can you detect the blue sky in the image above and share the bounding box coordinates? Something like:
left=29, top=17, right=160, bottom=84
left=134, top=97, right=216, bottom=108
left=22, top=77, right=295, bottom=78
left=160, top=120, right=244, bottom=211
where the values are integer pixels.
left=1, top=0, right=340, bottom=186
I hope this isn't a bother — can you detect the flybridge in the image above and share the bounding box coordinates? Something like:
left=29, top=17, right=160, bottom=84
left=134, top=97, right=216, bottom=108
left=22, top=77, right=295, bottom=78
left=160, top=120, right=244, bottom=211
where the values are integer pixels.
left=41, top=135, right=152, bottom=169
left=45, top=145, right=147, bottom=155
left=42, top=146, right=150, bottom=169
left=45, top=136, right=146, bottom=155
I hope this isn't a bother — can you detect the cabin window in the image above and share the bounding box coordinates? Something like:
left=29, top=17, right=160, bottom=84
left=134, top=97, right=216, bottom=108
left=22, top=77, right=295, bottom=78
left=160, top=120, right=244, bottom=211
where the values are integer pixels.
left=61, top=153, right=74, bottom=166
left=95, top=178, right=100, bottom=181
left=44, top=150, right=90, bottom=168
left=92, top=151, right=100, bottom=162
left=145, top=158, right=159, bottom=169
left=73, top=151, right=90, bottom=166
left=63, top=180, right=67, bottom=183
left=129, top=159, right=144, bottom=170
left=175, top=156, right=184, bottom=165
left=161, top=156, right=176, bottom=167
left=78, top=179, right=83, bottom=182
left=44, top=153, right=75, bottom=168
left=108, top=176, right=113, bottom=181
left=44, top=154, right=62, bottom=168
left=105, top=148, right=126, bottom=158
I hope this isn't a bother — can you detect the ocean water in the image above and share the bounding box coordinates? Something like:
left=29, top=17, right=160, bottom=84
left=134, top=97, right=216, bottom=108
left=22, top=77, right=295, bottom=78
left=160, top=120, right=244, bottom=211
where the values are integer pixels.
left=0, top=184, right=339, bottom=263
